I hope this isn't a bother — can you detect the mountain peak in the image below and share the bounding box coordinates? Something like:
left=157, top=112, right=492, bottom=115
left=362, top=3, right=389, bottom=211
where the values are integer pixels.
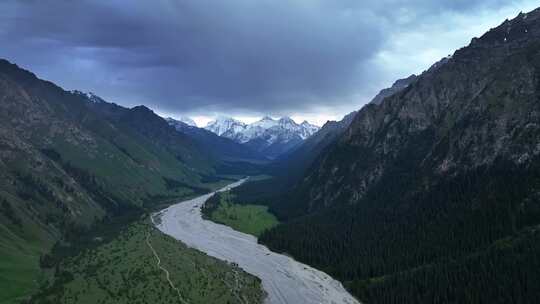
left=169, top=116, right=196, bottom=127
left=203, top=114, right=320, bottom=157
left=205, top=116, right=246, bottom=136
left=0, top=58, right=39, bottom=83
left=260, top=115, right=275, bottom=122
left=278, top=117, right=296, bottom=124
left=130, top=105, right=155, bottom=116
left=212, top=115, right=245, bottom=125
left=369, top=74, right=418, bottom=105
left=166, top=116, right=197, bottom=128
left=74, top=91, right=106, bottom=103
left=252, top=116, right=279, bottom=129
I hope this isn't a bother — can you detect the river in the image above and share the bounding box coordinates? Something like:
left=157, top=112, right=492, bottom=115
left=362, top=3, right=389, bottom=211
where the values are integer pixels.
left=153, top=179, right=360, bottom=304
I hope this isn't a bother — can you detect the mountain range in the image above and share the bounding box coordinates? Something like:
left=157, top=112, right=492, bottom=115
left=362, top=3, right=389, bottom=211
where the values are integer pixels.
left=2, top=5, right=540, bottom=304
left=253, top=8, right=540, bottom=303
left=166, top=117, right=266, bottom=163
left=231, top=54, right=429, bottom=218
left=204, top=116, right=320, bottom=158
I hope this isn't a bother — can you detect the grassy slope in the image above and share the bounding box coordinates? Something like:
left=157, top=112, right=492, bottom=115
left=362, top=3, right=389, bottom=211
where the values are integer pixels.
left=0, top=59, right=216, bottom=302
left=204, top=191, right=279, bottom=237
left=0, top=59, right=265, bottom=304
left=31, top=219, right=265, bottom=304
left=0, top=164, right=85, bottom=304
left=0, top=223, right=47, bottom=304
left=0, top=140, right=200, bottom=304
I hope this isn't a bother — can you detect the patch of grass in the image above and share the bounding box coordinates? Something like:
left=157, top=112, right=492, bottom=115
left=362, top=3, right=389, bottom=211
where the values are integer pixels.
left=31, top=219, right=265, bottom=304
left=203, top=192, right=279, bottom=237
left=0, top=170, right=236, bottom=304
left=200, top=177, right=238, bottom=191
left=245, top=175, right=272, bottom=182
left=0, top=222, right=49, bottom=304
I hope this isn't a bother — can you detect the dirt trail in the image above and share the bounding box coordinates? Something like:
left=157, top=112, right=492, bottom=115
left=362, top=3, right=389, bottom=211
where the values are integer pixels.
left=145, top=232, right=189, bottom=304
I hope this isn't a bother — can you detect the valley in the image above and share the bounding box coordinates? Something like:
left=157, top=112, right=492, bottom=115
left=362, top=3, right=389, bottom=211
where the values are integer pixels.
left=0, top=59, right=270, bottom=303
left=2, top=3, right=540, bottom=304
left=154, top=180, right=359, bottom=304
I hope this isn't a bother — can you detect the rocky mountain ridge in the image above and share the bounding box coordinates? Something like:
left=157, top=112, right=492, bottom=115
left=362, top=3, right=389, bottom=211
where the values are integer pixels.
left=170, top=116, right=197, bottom=127
left=258, top=8, right=540, bottom=303
left=301, top=9, right=540, bottom=211
left=369, top=74, right=418, bottom=105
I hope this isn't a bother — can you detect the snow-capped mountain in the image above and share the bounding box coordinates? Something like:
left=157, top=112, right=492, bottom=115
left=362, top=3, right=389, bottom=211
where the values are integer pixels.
left=165, top=117, right=265, bottom=161
left=172, top=116, right=197, bottom=127
left=205, top=116, right=247, bottom=137
left=299, top=121, right=320, bottom=139
left=166, top=117, right=195, bottom=130
left=204, top=116, right=320, bottom=158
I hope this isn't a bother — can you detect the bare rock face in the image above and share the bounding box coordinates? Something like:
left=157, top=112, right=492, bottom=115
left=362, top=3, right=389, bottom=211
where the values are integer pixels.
left=299, top=8, right=540, bottom=212
left=369, top=74, right=418, bottom=106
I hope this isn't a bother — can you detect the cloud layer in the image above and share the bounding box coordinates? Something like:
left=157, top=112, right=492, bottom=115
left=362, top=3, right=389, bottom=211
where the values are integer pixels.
left=0, top=0, right=537, bottom=120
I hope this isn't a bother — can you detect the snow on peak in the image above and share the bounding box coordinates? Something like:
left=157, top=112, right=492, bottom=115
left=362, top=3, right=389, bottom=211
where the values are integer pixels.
left=298, top=120, right=320, bottom=139
left=251, top=116, right=278, bottom=129
left=176, top=116, right=197, bottom=127
left=204, top=115, right=320, bottom=144
left=205, top=116, right=247, bottom=136
left=278, top=117, right=295, bottom=124
left=72, top=90, right=105, bottom=103
left=166, top=116, right=197, bottom=128
left=205, top=116, right=319, bottom=145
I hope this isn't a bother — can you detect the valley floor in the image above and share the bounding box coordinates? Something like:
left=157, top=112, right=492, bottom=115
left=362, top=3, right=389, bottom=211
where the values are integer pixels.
left=155, top=180, right=359, bottom=304
left=30, top=219, right=265, bottom=304
left=202, top=190, right=279, bottom=237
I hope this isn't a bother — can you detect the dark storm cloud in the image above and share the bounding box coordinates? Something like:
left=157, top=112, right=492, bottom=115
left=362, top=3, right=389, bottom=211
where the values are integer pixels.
left=0, top=0, right=533, bottom=116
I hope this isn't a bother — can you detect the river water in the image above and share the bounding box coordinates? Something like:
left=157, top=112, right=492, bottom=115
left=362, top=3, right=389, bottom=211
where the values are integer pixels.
left=153, top=179, right=360, bottom=304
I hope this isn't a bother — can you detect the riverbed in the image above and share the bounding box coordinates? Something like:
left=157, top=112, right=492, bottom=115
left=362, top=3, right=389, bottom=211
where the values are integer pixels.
left=153, top=179, right=360, bottom=304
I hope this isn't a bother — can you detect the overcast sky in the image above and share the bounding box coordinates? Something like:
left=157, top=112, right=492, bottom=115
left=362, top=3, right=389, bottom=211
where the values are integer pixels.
left=1, top=0, right=538, bottom=126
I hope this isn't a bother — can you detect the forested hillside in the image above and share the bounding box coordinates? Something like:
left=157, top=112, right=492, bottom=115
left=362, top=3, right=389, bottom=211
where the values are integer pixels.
left=259, top=8, right=540, bottom=303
